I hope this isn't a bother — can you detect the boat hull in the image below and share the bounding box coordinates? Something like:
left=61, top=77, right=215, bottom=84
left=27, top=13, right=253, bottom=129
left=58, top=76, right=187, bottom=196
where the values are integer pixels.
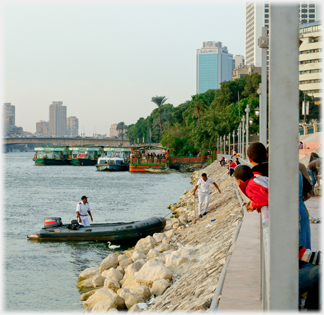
left=35, top=159, right=67, bottom=166
left=27, top=217, right=166, bottom=242
left=129, top=164, right=166, bottom=173
left=96, top=164, right=129, bottom=171
left=70, top=159, right=97, bottom=166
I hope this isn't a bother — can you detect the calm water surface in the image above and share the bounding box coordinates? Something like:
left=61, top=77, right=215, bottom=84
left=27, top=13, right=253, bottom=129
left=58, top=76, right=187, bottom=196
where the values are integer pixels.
left=3, top=151, right=191, bottom=312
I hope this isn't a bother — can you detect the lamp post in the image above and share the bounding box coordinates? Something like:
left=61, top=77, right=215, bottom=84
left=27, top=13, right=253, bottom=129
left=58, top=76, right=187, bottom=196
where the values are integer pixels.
left=216, top=137, right=219, bottom=156
left=237, top=126, right=240, bottom=157
left=245, top=105, right=250, bottom=159
left=228, top=132, right=231, bottom=156
left=241, top=116, right=245, bottom=160
left=233, top=130, right=236, bottom=153
left=223, top=135, right=226, bottom=155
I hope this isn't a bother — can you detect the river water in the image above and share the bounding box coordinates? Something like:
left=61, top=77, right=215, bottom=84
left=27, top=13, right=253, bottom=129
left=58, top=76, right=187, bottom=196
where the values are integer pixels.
left=2, top=151, right=191, bottom=312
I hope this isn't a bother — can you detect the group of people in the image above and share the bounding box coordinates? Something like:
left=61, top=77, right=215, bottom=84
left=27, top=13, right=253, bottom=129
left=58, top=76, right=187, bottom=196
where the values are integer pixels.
left=231, top=142, right=320, bottom=310
left=219, top=155, right=241, bottom=177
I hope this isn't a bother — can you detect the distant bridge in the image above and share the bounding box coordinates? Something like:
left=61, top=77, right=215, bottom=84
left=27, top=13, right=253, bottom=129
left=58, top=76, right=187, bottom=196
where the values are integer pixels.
left=3, top=137, right=131, bottom=147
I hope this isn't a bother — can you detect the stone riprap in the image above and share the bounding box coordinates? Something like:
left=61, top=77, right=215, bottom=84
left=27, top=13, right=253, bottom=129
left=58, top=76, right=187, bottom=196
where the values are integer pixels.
left=77, top=160, right=243, bottom=312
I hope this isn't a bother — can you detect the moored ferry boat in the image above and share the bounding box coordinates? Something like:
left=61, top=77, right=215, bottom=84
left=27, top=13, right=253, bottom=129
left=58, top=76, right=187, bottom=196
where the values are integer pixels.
left=68, top=146, right=103, bottom=166
left=96, top=148, right=131, bottom=171
left=33, top=147, right=68, bottom=165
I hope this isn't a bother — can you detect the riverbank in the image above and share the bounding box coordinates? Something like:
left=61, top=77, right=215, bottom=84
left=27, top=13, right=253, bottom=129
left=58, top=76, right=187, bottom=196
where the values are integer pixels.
left=77, top=161, right=243, bottom=312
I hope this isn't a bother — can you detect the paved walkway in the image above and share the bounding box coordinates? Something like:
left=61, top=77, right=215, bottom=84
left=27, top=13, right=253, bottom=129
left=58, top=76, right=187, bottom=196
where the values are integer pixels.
left=218, top=210, right=262, bottom=311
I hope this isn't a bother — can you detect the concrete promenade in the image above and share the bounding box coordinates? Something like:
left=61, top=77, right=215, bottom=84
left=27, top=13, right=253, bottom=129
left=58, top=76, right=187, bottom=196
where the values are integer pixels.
left=217, top=210, right=262, bottom=311
left=217, top=195, right=321, bottom=311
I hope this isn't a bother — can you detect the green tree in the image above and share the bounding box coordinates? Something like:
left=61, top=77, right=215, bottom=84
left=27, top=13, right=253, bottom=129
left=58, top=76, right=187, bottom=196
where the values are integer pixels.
left=116, top=122, right=126, bottom=144
left=151, top=96, right=168, bottom=133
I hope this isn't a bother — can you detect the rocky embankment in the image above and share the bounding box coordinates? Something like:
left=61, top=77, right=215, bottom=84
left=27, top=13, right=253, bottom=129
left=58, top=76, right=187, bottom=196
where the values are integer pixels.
left=77, top=161, right=244, bottom=313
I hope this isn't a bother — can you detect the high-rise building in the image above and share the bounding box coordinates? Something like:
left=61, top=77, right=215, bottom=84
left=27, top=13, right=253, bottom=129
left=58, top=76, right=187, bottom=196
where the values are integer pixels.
left=110, top=124, right=119, bottom=137
left=234, top=55, right=245, bottom=68
left=67, top=116, right=79, bottom=137
left=299, top=21, right=322, bottom=105
left=196, top=41, right=234, bottom=94
left=245, top=2, right=319, bottom=68
left=3, top=103, right=15, bottom=136
left=49, top=101, right=67, bottom=136
left=36, top=120, right=50, bottom=137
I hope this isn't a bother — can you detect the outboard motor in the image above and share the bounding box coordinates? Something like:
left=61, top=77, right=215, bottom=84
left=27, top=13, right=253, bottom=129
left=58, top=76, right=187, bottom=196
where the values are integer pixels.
left=44, top=217, right=63, bottom=228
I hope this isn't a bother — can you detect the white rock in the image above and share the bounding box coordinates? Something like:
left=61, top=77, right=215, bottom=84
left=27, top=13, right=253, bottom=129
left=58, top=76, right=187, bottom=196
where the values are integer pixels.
left=77, top=278, right=95, bottom=291
left=116, top=265, right=125, bottom=274
left=154, top=243, right=175, bottom=253
left=164, top=229, right=175, bottom=238
left=101, top=268, right=124, bottom=282
left=92, top=274, right=106, bottom=288
left=134, top=243, right=153, bottom=255
left=117, top=288, right=130, bottom=299
left=99, top=254, right=119, bottom=273
left=153, top=256, right=166, bottom=264
left=104, top=278, right=120, bottom=292
left=129, top=285, right=151, bottom=300
left=153, top=232, right=166, bottom=243
left=118, top=254, right=128, bottom=262
left=147, top=249, right=162, bottom=260
left=121, top=274, right=142, bottom=290
left=124, top=250, right=134, bottom=258
left=135, top=235, right=157, bottom=247
left=91, top=297, right=117, bottom=313
left=128, top=304, right=140, bottom=312
left=124, top=292, right=144, bottom=309
left=123, top=260, right=145, bottom=280
left=161, top=237, right=171, bottom=245
left=107, top=308, right=119, bottom=313
left=131, top=250, right=147, bottom=262
left=79, top=267, right=100, bottom=280
left=83, top=288, right=119, bottom=308
left=134, top=260, right=173, bottom=287
left=119, top=257, right=133, bottom=269
left=150, top=279, right=170, bottom=296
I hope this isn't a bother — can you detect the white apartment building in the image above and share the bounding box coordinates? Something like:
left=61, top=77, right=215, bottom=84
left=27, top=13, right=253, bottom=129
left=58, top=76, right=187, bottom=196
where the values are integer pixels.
left=245, top=2, right=319, bottom=68
left=299, top=21, right=322, bottom=104
left=67, top=116, right=79, bottom=137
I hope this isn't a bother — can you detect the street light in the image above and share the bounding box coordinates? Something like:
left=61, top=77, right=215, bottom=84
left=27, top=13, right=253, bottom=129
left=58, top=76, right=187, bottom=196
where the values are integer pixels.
left=249, top=117, right=254, bottom=126
left=241, top=116, right=245, bottom=160
left=237, top=125, right=241, bottom=156
left=254, top=107, right=260, bottom=118
left=223, top=135, right=226, bottom=155
left=233, top=130, right=236, bottom=153
left=245, top=105, right=250, bottom=161
left=228, top=132, right=231, bottom=156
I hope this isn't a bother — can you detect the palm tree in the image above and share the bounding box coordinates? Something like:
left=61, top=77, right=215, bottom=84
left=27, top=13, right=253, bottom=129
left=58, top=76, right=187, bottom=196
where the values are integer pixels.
left=151, top=96, right=168, bottom=134
left=116, top=122, right=126, bottom=144
left=192, top=95, right=207, bottom=125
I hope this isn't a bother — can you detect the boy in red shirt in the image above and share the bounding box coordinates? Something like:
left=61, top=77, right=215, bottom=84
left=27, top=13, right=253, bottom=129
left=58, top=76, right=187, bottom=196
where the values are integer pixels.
left=228, top=159, right=237, bottom=177
left=233, top=164, right=268, bottom=212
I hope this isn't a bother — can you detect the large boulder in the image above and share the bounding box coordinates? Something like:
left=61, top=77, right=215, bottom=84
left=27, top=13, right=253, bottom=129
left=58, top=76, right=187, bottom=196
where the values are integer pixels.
left=83, top=288, right=122, bottom=308
left=117, top=288, right=130, bottom=300
left=91, top=297, right=117, bottom=313
left=161, top=237, right=171, bottom=245
left=118, top=254, right=128, bottom=262
left=119, top=257, right=133, bottom=269
left=121, top=274, right=142, bottom=290
left=124, top=250, right=134, bottom=258
left=116, top=265, right=125, bottom=274
left=77, top=278, right=95, bottom=292
left=154, top=243, right=176, bottom=253
left=123, top=260, right=145, bottom=280
left=153, top=232, right=166, bottom=243
left=135, top=235, right=157, bottom=247
left=79, top=267, right=100, bottom=280
left=131, top=250, right=147, bottom=261
left=150, top=279, right=170, bottom=296
left=92, top=275, right=106, bottom=288
left=101, top=268, right=124, bottom=282
left=147, top=249, right=162, bottom=260
left=99, top=254, right=119, bottom=273
left=124, top=292, right=144, bottom=309
left=134, top=243, right=153, bottom=255
left=80, top=289, right=98, bottom=301
left=104, top=278, right=120, bottom=292
left=128, top=304, right=141, bottom=312
left=164, top=229, right=175, bottom=238
left=129, top=285, right=151, bottom=300
left=134, top=260, right=173, bottom=287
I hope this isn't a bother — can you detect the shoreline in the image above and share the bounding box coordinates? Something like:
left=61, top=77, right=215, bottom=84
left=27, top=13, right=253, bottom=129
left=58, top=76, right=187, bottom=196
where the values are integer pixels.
left=77, top=160, right=244, bottom=312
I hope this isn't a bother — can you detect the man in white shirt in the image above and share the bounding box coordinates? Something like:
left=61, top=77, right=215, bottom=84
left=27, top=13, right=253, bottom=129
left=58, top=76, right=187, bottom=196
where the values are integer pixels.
left=76, top=196, right=93, bottom=227
left=192, top=173, right=221, bottom=218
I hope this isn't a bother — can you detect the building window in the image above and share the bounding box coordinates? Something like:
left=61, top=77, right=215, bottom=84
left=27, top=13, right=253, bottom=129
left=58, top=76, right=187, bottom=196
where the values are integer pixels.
left=265, top=19, right=269, bottom=23
left=265, top=14, right=269, bottom=18
left=309, top=9, right=315, bottom=13
left=301, top=4, right=307, bottom=7
left=301, top=14, right=308, bottom=18
left=265, top=8, right=269, bottom=12
left=309, top=14, right=315, bottom=18
left=309, top=20, right=315, bottom=23
left=265, top=3, right=269, bottom=7
left=301, top=20, right=307, bottom=23
left=301, top=9, right=307, bottom=13
left=309, top=4, right=315, bottom=7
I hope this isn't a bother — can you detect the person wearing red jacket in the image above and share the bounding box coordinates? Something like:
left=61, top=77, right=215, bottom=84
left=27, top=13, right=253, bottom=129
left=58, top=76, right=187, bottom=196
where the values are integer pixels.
left=233, top=165, right=268, bottom=212
left=228, top=159, right=237, bottom=177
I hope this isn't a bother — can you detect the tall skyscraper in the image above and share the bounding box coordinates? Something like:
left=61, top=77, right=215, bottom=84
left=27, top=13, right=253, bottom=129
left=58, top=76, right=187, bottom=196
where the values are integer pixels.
left=234, top=55, right=245, bottom=68
left=67, top=116, right=79, bottom=137
left=196, top=41, right=234, bottom=94
left=49, top=101, right=67, bottom=136
left=245, top=2, right=319, bottom=67
left=3, top=103, right=15, bottom=136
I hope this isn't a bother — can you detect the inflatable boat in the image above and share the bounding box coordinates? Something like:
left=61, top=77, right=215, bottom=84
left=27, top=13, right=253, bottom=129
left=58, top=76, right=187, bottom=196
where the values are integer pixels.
left=27, top=216, right=166, bottom=242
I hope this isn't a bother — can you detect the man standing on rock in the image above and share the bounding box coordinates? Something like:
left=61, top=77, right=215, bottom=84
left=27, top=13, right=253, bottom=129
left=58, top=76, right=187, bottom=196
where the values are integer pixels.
left=192, top=173, right=221, bottom=218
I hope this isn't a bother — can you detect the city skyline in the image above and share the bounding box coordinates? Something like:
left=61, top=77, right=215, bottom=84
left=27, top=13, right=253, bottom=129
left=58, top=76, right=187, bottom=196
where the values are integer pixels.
left=3, top=1, right=245, bottom=135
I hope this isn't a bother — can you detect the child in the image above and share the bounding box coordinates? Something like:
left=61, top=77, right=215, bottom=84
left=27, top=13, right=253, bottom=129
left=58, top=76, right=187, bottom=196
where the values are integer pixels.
left=233, top=164, right=268, bottom=212
left=247, top=142, right=268, bottom=177
left=227, top=159, right=236, bottom=177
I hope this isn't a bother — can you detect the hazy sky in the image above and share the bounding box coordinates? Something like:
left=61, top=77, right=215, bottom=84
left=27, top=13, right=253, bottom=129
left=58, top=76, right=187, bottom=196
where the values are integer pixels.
left=3, top=0, right=245, bottom=135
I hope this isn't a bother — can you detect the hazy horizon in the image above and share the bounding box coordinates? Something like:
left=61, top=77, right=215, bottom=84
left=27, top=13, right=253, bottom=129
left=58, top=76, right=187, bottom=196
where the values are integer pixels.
left=3, top=1, right=245, bottom=136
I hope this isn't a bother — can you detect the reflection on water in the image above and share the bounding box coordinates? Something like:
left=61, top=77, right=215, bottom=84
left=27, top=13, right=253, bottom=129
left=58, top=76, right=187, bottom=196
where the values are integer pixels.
left=3, top=152, right=191, bottom=311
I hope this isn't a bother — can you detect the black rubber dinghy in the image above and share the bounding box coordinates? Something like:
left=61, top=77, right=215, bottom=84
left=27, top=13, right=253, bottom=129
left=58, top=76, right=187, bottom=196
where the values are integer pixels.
left=27, top=217, right=166, bottom=242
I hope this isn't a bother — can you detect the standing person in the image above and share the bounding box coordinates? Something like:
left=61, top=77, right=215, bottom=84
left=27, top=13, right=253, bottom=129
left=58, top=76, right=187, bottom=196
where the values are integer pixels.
left=299, top=141, right=304, bottom=149
left=192, top=173, right=221, bottom=218
left=76, top=196, right=93, bottom=227
left=307, top=158, right=321, bottom=194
